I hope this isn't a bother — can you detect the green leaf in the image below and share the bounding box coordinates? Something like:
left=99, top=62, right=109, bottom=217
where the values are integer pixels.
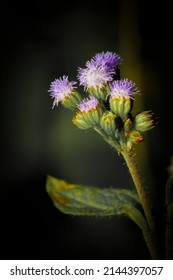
left=46, top=175, right=149, bottom=236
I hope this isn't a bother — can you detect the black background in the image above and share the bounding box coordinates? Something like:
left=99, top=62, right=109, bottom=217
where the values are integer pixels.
left=0, top=0, right=172, bottom=260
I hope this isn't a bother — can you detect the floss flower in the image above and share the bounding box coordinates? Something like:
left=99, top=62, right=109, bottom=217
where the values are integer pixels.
left=48, top=75, right=81, bottom=109
left=73, top=96, right=104, bottom=127
left=47, top=51, right=161, bottom=260
left=77, top=62, right=113, bottom=101
left=109, top=79, right=139, bottom=99
left=78, top=95, right=99, bottom=112
left=77, top=51, right=121, bottom=101
left=109, top=79, right=139, bottom=119
left=94, top=51, right=122, bottom=71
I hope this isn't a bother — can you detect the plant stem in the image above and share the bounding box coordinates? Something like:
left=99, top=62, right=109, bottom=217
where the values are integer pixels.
left=125, top=205, right=159, bottom=260
left=121, top=150, right=159, bottom=259
left=94, top=126, right=159, bottom=258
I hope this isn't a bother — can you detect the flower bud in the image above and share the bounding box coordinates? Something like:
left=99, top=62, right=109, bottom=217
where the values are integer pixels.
left=72, top=112, right=91, bottom=130
left=110, top=96, right=132, bottom=120
left=77, top=96, right=104, bottom=127
left=124, top=117, right=132, bottom=137
left=127, top=140, right=133, bottom=152
left=129, top=130, right=144, bottom=144
left=100, top=111, right=116, bottom=135
left=134, top=111, right=155, bottom=132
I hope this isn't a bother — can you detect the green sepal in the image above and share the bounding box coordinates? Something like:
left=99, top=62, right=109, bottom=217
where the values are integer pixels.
left=100, top=111, right=116, bottom=136
left=110, top=96, right=132, bottom=120
left=134, top=111, right=155, bottom=132
left=81, top=104, right=104, bottom=127
left=72, top=112, right=91, bottom=130
left=88, top=84, right=110, bottom=101
left=129, top=130, right=144, bottom=144
left=62, top=91, right=82, bottom=110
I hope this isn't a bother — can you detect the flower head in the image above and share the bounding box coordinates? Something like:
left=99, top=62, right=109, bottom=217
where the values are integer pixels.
left=94, top=51, right=122, bottom=71
left=77, top=62, right=114, bottom=91
left=48, top=76, right=77, bottom=108
left=78, top=96, right=99, bottom=112
left=109, top=79, right=139, bottom=99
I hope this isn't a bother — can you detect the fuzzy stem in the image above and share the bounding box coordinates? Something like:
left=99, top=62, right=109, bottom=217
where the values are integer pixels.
left=125, top=206, right=159, bottom=260
left=93, top=126, right=159, bottom=258
left=93, top=126, right=121, bottom=151
left=121, top=150, right=159, bottom=259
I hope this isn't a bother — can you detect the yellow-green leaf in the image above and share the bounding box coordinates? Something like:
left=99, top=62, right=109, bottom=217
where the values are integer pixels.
left=46, top=175, right=149, bottom=235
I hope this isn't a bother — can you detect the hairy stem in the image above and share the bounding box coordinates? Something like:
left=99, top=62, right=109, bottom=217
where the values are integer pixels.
left=125, top=205, right=158, bottom=260
left=121, top=150, right=159, bottom=259
left=93, top=127, right=159, bottom=258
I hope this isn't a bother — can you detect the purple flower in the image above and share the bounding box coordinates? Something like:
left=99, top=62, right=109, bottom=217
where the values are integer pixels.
left=77, top=61, right=114, bottom=91
left=109, top=79, right=139, bottom=99
left=78, top=96, right=99, bottom=112
left=93, top=51, right=122, bottom=71
left=48, top=76, right=77, bottom=108
left=77, top=51, right=122, bottom=91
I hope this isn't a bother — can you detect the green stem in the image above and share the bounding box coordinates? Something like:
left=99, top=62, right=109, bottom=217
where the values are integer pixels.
left=121, top=150, right=159, bottom=259
left=93, top=126, right=159, bottom=259
left=125, top=205, right=158, bottom=260
left=94, top=126, right=120, bottom=151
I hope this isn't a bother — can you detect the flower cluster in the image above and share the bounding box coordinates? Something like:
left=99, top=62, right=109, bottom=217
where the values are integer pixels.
left=48, top=51, right=155, bottom=152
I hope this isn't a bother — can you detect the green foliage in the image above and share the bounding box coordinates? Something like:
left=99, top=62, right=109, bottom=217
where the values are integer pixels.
left=46, top=175, right=148, bottom=235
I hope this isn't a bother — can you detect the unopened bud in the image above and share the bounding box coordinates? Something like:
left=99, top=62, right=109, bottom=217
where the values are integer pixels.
left=100, top=111, right=116, bottom=135
left=130, top=130, right=144, bottom=144
left=110, top=96, right=132, bottom=120
left=134, top=111, right=155, bottom=132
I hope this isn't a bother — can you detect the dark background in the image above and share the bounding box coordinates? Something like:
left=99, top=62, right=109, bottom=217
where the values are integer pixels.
left=0, top=0, right=172, bottom=260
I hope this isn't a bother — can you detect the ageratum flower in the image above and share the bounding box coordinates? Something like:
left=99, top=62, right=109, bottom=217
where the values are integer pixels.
left=73, top=96, right=104, bottom=128
left=94, top=51, right=122, bottom=71
left=78, top=62, right=113, bottom=92
left=109, top=79, right=140, bottom=119
left=48, top=75, right=81, bottom=109
left=78, top=95, right=99, bottom=112
left=109, top=79, right=139, bottom=99
left=77, top=52, right=122, bottom=101
left=100, top=111, right=116, bottom=136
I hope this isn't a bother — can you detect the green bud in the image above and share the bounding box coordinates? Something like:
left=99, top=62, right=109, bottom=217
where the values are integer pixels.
left=83, top=105, right=104, bottom=126
left=88, top=84, right=110, bottom=102
left=110, top=96, right=133, bottom=120
left=100, top=111, right=116, bottom=135
left=124, top=118, right=132, bottom=137
left=134, top=111, right=155, bottom=132
left=72, top=112, right=91, bottom=130
left=63, top=91, right=82, bottom=110
left=129, top=130, right=144, bottom=144
left=124, top=118, right=132, bottom=131
left=127, top=140, right=133, bottom=152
